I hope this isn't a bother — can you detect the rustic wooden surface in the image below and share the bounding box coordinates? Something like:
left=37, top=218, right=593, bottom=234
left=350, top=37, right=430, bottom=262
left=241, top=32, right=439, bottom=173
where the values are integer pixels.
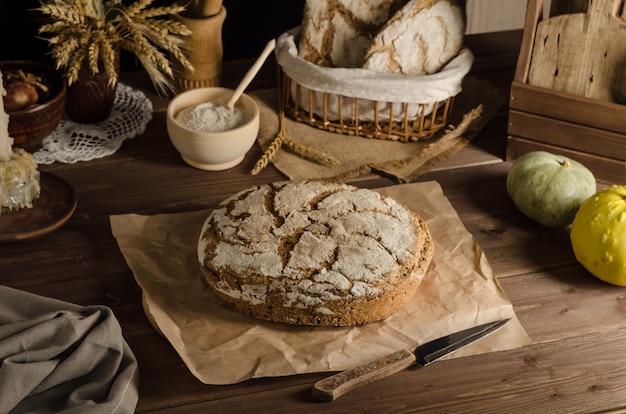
left=3, top=30, right=626, bottom=414
left=528, top=0, right=626, bottom=103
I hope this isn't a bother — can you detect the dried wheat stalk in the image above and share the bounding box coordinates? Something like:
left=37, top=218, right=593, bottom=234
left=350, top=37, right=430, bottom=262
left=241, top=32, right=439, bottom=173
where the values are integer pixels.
left=37, top=0, right=193, bottom=95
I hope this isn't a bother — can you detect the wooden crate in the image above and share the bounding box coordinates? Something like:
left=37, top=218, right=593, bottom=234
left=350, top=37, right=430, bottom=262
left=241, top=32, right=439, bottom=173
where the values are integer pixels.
left=507, top=0, right=626, bottom=184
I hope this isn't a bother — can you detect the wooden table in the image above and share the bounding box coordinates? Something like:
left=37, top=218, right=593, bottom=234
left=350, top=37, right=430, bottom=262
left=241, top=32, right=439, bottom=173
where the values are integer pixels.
left=3, top=30, right=626, bottom=413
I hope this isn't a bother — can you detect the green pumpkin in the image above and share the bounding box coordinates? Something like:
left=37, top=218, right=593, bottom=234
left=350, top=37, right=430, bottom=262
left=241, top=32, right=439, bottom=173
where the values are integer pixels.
left=506, top=151, right=596, bottom=227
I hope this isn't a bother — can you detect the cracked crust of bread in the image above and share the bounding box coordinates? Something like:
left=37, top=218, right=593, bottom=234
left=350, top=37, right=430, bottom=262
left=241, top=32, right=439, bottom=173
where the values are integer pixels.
left=297, top=0, right=407, bottom=68
left=363, top=0, right=465, bottom=75
left=198, top=181, right=434, bottom=326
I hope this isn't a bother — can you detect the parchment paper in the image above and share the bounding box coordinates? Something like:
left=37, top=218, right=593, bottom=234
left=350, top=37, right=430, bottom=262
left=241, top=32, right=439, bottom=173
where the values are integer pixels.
left=110, top=181, right=532, bottom=385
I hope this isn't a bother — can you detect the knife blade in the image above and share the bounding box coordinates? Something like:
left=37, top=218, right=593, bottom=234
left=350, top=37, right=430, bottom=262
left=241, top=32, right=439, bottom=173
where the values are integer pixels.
left=312, top=318, right=510, bottom=401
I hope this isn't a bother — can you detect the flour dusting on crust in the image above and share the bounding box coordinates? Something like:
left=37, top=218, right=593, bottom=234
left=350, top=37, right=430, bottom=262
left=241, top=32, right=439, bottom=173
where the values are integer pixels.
left=198, top=181, right=434, bottom=326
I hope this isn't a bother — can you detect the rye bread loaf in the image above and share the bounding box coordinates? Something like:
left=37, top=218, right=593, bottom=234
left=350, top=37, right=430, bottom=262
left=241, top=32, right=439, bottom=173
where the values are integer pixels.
left=197, top=181, right=434, bottom=326
left=363, top=0, right=465, bottom=75
left=297, top=0, right=407, bottom=68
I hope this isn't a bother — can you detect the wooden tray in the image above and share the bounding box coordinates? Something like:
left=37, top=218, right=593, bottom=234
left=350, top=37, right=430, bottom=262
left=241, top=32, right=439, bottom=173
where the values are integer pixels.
left=507, top=0, right=626, bottom=184
left=0, top=172, right=77, bottom=242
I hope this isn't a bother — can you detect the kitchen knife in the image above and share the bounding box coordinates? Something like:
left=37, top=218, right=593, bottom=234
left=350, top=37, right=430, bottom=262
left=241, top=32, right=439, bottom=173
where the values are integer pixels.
left=312, top=318, right=510, bottom=401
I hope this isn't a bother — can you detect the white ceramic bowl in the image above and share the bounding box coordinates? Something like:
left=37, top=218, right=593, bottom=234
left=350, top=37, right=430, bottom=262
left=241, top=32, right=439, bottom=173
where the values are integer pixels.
left=166, top=87, right=260, bottom=171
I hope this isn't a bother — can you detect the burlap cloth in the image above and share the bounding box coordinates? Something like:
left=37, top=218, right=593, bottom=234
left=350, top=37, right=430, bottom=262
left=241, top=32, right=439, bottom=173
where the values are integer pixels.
left=253, top=76, right=504, bottom=182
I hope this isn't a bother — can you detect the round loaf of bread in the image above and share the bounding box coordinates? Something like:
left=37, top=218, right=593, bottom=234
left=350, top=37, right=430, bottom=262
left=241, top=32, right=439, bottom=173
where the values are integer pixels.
left=363, top=0, right=465, bottom=75
left=297, top=0, right=406, bottom=68
left=197, top=181, right=434, bottom=326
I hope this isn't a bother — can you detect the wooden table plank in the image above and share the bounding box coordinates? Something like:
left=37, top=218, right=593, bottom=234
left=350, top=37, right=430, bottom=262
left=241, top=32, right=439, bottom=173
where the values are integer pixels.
left=134, top=330, right=626, bottom=414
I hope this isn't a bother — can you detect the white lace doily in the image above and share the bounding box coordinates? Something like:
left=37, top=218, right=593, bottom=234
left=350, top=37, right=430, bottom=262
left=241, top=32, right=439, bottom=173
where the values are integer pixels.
left=34, top=83, right=153, bottom=165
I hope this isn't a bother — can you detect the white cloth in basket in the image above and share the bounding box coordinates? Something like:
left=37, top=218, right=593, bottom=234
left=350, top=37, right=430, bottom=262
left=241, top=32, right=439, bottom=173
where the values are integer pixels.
left=275, top=27, right=474, bottom=121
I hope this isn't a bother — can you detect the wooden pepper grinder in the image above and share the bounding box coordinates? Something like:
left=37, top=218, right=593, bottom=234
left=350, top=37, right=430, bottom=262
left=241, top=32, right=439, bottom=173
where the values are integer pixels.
left=173, top=0, right=226, bottom=93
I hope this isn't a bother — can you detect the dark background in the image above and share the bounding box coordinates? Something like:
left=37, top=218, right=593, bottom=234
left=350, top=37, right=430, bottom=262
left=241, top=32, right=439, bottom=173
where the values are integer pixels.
left=0, top=0, right=305, bottom=69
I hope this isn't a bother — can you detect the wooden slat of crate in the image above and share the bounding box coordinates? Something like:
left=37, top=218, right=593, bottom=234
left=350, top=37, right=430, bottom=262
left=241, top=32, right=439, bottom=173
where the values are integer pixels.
left=508, top=111, right=626, bottom=161
left=506, top=136, right=626, bottom=184
left=509, top=81, right=626, bottom=136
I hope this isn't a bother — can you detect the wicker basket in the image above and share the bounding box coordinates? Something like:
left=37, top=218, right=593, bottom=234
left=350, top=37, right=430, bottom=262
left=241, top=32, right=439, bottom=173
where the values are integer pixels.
left=275, top=28, right=473, bottom=143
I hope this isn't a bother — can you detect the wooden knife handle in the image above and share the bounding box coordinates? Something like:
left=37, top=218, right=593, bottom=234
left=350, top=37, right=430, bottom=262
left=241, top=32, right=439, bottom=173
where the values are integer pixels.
left=312, top=348, right=417, bottom=401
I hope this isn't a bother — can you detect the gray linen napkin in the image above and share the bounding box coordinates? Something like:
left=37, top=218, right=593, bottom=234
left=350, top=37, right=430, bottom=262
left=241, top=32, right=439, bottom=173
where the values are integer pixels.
left=0, top=286, right=138, bottom=414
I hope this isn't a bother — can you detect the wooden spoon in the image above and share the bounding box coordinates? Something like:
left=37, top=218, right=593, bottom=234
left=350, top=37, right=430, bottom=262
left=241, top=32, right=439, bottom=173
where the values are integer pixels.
left=225, top=39, right=276, bottom=112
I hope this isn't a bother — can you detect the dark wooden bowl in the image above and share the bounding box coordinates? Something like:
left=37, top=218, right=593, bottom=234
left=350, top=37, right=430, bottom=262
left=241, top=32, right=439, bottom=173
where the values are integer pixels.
left=1, top=60, right=66, bottom=152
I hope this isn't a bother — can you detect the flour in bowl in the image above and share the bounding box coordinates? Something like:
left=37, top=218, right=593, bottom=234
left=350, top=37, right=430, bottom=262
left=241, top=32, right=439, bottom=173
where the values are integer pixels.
left=176, top=102, right=251, bottom=132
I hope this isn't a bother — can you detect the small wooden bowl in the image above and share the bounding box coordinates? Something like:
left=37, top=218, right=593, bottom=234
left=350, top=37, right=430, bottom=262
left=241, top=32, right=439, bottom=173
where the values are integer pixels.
left=1, top=60, right=67, bottom=152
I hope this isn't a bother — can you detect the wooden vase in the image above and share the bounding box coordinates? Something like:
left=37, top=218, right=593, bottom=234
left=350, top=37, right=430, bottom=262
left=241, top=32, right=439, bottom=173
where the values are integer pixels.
left=173, top=6, right=227, bottom=93
left=65, top=51, right=120, bottom=124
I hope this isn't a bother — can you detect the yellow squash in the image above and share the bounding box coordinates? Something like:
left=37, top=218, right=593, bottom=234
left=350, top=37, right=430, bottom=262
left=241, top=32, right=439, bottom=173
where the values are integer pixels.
left=570, top=185, right=626, bottom=286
